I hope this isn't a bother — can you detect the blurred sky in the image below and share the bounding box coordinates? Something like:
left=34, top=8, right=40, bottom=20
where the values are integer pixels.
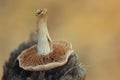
left=0, top=0, right=120, bottom=80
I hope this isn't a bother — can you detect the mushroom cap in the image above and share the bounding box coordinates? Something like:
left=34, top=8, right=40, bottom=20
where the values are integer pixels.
left=17, top=41, right=74, bottom=71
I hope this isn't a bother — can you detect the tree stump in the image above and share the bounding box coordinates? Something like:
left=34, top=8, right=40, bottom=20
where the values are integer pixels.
left=2, top=40, right=87, bottom=80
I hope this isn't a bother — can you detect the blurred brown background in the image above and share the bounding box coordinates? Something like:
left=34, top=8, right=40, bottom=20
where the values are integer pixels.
left=0, top=0, right=120, bottom=80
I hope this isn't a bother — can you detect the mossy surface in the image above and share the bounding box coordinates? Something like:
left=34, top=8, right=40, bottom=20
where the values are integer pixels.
left=2, top=40, right=86, bottom=80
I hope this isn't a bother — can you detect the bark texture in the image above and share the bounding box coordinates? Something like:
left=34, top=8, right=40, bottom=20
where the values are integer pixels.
left=2, top=40, right=87, bottom=80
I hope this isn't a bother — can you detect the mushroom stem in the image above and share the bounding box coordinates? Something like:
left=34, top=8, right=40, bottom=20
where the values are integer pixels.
left=36, top=9, right=52, bottom=55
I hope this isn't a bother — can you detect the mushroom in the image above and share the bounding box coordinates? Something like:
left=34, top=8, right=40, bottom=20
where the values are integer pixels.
left=17, top=9, right=74, bottom=71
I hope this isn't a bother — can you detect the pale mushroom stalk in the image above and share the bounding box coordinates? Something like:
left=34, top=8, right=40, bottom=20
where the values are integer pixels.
left=36, top=9, right=52, bottom=55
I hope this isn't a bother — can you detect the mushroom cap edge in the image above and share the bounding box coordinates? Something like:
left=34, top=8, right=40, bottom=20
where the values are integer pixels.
left=17, top=41, right=74, bottom=71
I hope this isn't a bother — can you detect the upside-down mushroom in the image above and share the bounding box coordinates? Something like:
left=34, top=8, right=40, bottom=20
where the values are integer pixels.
left=17, top=9, right=74, bottom=71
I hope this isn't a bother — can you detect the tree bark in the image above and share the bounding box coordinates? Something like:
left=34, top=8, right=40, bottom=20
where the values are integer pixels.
left=2, top=40, right=87, bottom=80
